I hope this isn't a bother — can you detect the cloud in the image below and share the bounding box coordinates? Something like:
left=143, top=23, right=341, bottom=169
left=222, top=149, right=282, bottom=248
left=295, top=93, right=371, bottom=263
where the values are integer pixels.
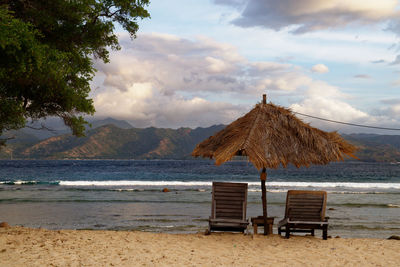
left=290, top=83, right=370, bottom=132
left=369, top=99, right=400, bottom=127
left=93, top=83, right=242, bottom=128
left=381, top=98, right=400, bottom=105
left=90, top=33, right=400, bottom=132
left=389, top=55, right=400, bottom=65
left=94, top=33, right=317, bottom=100
left=217, top=0, right=399, bottom=33
left=391, top=79, right=400, bottom=87
left=289, top=85, right=400, bottom=133
left=353, top=74, right=372, bottom=79
left=91, top=33, right=277, bottom=127
left=371, top=59, right=386, bottom=64
left=214, top=0, right=246, bottom=7
left=96, top=33, right=248, bottom=97
left=311, top=64, right=329, bottom=73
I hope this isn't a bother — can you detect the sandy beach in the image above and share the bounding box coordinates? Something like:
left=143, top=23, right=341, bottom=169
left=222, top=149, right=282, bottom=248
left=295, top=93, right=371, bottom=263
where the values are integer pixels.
left=1, top=226, right=399, bottom=266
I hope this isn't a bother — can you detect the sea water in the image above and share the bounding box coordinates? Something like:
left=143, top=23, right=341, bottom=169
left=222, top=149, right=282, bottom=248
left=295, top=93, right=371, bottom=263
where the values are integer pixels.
left=0, top=160, right=399, bottom=238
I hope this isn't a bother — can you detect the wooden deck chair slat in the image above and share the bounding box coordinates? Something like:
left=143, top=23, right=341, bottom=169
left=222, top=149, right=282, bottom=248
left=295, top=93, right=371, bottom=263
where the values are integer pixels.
left=208, top=182, right=249, bottom=233
left=278, top=190, right=329, bottom=240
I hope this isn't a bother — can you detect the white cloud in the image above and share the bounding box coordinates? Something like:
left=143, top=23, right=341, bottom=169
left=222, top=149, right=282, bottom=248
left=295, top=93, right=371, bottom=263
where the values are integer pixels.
left=96, top=33, right=248, bottom=96
left=311, top=64, right=329, bottom=73
left=289, top=82, right=371, bottom=132
left=217, top=0, right=399, bottom=33
left=291, top=90, right=367, bottom=122
left=93, top=83, right=243, bottom=128
left=96, top=33, right=322, bottom=99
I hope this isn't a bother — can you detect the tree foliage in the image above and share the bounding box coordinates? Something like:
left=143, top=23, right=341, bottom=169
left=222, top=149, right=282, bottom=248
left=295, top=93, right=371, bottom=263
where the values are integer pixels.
left=0, top=0, right=150, bottom=144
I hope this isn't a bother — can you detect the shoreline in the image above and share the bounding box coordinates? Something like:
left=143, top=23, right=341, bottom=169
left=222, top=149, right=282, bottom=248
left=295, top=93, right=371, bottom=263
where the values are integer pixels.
left=1, top=226, right=399, bottom=266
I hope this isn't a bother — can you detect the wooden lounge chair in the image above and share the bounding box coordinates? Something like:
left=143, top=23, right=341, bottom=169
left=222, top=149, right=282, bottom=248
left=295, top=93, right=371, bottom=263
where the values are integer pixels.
left=277, top=190, right=329, bottom=240
left=208, top=182, right=249, bottom=233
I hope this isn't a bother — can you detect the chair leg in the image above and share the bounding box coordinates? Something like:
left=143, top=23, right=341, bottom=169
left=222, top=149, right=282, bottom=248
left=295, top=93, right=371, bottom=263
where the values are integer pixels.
left=311, top=229, right=315, bottom=236
left=278, top=227, right=281, bottom=235
left=285, top=226, right=290, bottom=239
left=205, top=224, right=211, bottom=235
left=322, top=225, right=328, bottom=240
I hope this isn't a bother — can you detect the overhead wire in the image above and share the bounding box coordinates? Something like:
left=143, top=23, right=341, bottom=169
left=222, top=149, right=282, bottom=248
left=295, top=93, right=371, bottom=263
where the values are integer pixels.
left=293, top=111, right=400, bottom=131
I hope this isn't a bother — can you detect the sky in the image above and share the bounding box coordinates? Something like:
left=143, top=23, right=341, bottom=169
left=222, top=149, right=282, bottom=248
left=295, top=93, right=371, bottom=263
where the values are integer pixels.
left=90, top=0, right=400, bottom=134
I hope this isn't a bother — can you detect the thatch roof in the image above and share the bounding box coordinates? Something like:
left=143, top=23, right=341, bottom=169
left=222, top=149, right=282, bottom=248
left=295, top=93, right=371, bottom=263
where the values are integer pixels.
left=192, top=101, right=357, bottom=170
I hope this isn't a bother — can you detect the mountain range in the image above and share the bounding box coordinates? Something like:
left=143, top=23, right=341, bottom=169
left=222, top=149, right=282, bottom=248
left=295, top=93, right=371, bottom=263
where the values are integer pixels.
left=1, top=118, right=400, bottom=162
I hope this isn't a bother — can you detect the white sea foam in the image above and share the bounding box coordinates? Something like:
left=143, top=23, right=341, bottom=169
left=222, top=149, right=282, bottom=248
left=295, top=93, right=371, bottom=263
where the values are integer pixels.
left=265, top=182, right=400, bottom=189
left=0, top=180, right=38, bottom=185
left=112, top=189, right=136, bottom=192
left=248, top=189, right=287, bottom=193
left=58, top=180, right=400, bottom=189
left=59, top=181, right=213, bottom=186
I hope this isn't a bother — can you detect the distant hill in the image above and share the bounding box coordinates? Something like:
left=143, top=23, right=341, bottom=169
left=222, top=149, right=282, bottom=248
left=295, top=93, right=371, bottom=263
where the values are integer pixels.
left=4, top=124, right=225, bottom=159
left=7, top=117, right=134, bottom=141
left=2, top=123, right=400, bottom=162
left=0, top=130, right=39, bottom=159
left=343, top=134, right=400, bottom=162
left=87, top=117, right=133, bottom=130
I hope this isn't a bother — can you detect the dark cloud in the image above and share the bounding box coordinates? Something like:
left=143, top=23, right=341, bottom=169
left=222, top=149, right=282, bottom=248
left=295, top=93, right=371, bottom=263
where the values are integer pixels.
left=381, top=98, right=400, bottom=105
left=216, top=0, right=397, bottom=34
left=214, top=0, right=246, bottom=7
left=389, top=55, right=400, bottom=65
left=371, top=59, right=386, bottom=64
left=353, top=74, right=372, bottom=79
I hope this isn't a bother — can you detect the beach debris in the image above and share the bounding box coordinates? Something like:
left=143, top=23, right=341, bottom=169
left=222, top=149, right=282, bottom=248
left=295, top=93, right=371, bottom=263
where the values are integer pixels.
left=388, top=235, right=400, bottom=240
left=0, top=222, right=10, bottom=228
left=162, top=188, right=170, bottom=192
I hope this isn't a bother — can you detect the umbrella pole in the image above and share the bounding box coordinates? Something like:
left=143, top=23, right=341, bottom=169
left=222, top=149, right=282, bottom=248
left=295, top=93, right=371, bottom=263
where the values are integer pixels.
left=260, top=167, right=268, bottom=235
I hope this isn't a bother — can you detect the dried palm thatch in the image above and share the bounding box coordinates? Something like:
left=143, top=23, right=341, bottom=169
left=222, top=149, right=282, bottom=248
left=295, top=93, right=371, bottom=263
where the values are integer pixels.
left=193, top=95, right=357, bottom=235
left=192, top=99, right=357, bottom=170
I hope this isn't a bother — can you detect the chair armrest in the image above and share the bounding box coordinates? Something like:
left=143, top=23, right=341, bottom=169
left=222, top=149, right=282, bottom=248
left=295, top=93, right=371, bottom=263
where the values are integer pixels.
left=277, top=218, right=289, bottom=228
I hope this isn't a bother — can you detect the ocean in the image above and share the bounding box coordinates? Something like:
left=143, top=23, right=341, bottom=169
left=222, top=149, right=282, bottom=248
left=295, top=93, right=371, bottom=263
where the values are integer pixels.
left=0, top=160, right=399, bottom=238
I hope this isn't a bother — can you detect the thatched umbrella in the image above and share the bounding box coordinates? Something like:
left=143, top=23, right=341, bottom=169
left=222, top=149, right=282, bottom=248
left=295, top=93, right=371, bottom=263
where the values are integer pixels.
left=192, top=94, right=357, bottom=235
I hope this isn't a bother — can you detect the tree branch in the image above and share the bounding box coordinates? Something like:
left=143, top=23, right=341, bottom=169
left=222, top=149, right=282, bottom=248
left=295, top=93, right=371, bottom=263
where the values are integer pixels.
left=25, top=123, right=56, bottom=132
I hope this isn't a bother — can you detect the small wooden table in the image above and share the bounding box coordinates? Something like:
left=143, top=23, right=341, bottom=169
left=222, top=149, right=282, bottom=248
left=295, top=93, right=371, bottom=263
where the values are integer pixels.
left=251, top=216, right=274, bottom=235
